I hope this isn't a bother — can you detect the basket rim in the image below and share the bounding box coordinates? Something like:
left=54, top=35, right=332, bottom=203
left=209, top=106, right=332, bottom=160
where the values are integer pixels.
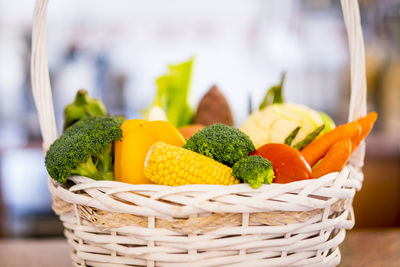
left=50, top=164, right=362, bottom=194
left=60, top=167, right=345, bottom=192
left=48, top=164, right=363, bottom=219
left=50, top=165, right=360, bottom=234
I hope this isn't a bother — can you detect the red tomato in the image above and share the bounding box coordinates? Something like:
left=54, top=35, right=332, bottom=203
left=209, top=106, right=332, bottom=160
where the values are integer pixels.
left=250, top=143, right=311, bottom=183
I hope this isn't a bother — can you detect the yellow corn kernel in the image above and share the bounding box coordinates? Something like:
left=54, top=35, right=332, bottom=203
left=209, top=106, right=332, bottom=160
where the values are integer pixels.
left=144, top=142, right=240, bottom=186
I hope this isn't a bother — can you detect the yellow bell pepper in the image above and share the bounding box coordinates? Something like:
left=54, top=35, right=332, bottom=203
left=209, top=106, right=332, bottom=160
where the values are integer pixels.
left=114, top=119, right=185, bottom=184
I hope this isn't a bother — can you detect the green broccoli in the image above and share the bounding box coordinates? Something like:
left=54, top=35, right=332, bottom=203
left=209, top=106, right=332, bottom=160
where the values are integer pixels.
left=232, top=155, right=275, bottom=189
left=183, top=124, right=255, bottom=166
left=45, top=116, right=122, bottom=184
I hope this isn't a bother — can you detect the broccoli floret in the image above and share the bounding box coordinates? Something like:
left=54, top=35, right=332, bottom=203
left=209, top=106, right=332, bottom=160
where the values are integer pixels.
left=183, top=124, right=255, bottom=166
left=232, top=155, right=275, bottom=189
left=45, top=116, right=122, bottom=184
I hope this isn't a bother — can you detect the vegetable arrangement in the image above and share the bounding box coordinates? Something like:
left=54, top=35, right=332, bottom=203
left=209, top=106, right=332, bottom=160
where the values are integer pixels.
left=45, top=59, right=377, bottom=189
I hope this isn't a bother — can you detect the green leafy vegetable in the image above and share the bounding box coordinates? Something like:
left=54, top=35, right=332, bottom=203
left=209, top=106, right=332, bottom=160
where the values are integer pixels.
left=259, top=72, right=286, bottom=110
left=148, top=58, right=195, bottom=128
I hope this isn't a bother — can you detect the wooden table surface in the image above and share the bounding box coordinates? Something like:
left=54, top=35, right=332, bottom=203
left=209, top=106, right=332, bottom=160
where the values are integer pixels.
left=0, top=229, right=399, bottom=267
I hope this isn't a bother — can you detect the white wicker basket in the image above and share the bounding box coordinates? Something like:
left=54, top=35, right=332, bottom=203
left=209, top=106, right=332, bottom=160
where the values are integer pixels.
left=31, top=0, right=368, bottom=266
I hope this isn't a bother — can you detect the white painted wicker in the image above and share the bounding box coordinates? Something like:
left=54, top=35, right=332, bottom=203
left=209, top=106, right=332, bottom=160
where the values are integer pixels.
left=31, top=0, right=368, bottom=266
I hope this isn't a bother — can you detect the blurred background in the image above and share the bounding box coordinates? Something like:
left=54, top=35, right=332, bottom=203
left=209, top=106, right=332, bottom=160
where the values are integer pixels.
left=0, top=0, right=399, bottom=238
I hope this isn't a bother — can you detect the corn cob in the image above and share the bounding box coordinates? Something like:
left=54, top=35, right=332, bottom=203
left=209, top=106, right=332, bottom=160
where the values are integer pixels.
left=144, top=142, right=240, bottom=186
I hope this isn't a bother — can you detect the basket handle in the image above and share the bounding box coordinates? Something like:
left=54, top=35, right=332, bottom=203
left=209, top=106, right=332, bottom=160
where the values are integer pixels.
left=31, top=0, right=57, bottom=152
left=341, top=0, right=367, bottom=166
left=31, top=0, right=367, bottom=165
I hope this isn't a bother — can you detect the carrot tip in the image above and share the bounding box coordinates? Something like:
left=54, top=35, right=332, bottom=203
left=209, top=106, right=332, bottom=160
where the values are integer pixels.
left=369, top=111, right=378, bottom=121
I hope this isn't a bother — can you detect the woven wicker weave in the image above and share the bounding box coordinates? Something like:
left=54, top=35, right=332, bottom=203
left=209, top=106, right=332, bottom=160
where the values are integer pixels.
left=31, top=0, right=367, bottom=266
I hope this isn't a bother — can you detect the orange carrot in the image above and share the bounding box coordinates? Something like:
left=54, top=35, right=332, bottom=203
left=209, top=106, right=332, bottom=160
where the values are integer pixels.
left=301, top=121, right=361, bottom=166
left=311, top=138, right=352, bottom=179
left=351, top=111, right=378, bottom=153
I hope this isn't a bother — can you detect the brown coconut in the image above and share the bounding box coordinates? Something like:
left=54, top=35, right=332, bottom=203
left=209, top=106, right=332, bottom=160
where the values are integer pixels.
left=195, top=85, right=234, bottom=126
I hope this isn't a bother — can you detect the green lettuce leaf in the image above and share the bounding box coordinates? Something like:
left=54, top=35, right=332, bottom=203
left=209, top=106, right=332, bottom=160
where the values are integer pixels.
left=151, top=58, right=194, bottom=128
